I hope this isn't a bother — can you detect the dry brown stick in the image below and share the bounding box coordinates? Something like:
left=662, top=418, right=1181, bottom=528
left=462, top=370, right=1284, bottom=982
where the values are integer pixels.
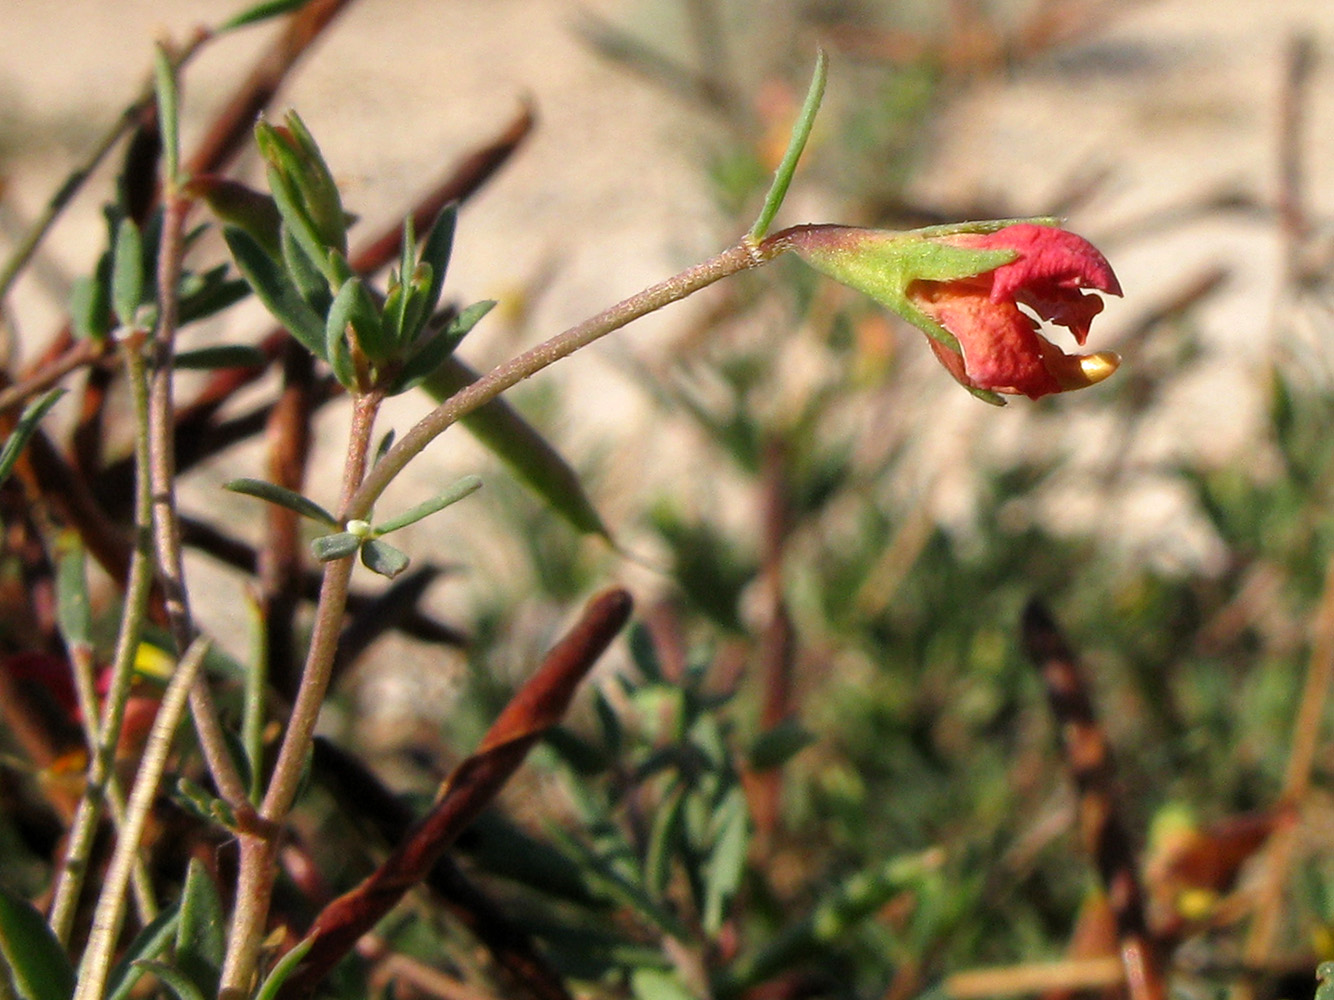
left=1021, top=600, right=1167, bottom=1000
left=275, top=587, right=634, bottom=1000
left=313, top=738, right=574, bottom=1000
left=750, top=437, right=794, bottom=844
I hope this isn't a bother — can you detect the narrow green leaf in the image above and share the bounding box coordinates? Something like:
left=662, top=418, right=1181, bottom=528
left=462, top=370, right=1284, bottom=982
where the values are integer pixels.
left=172, top=778, right=237, bottom=831
left=553, top=832, right=689, bottom=939
left=0, top=880, right=75, bottom=1000
left=374, top=429, right=396, bottom=465
left=55, top=536, right=92, bottom=649
left=223, top=478, right=336, bottom=525
left=266, top=165, right=331, bottom=281
left=360, top=539, right=409, bottom=578
left=390, top=299, right=495, bottom=394
left=153, top=46, right=181, bottom=187
left=593, top=686, right=622, bottom=754
left=174, top=859, right=225, bottom=997
left=69, top=269, right=112, bottom=341
left=222, top=227, right=326, bottom=358
left=311, top=532, right=361, bottom=562
left=627, top=623, right=662, bottom=683
left=0, top=389, right=64, bottom=487
left=701, top=787, right=749, bottom=934
left=749, top=48, right=826, bottom=241
left=279, top=224, right=331, bottom=314
left=172, top=345, right=268, bottom=370
left=111, top=218, right=144, bottom=329
left=254, top=937, right=313, bottom=1000
left=343, top=277, right=388, bottom=363
left=324, top=278, right=364, bottom=389
left=645, top=781, right=685, bottom=900
left=397, top=215, right=416, bottom=307
left=280, top=112, right=346, bottom=255
left=373, top=475, right=481, bottom=534
left=747, top=719, right=815, bottom=771
left=105, top=904, right=181, bottom=1000
left=418, top=203, right=457, bottom=317
left=132, top=961, right=206, bottom=1000
left=177, top=276, right=249, bottom=325
left=219, top=0, right=311, bottom=31
left=421, top=355, right=610, bottom=538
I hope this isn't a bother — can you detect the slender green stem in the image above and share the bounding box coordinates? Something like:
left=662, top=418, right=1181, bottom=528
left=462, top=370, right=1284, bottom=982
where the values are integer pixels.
left=72, top=638, right=211, bottom=1000
left=146, top=192, right=251, bottom=812
left=349, top=237, right=782, bottom=520
left=219, top=389, right=384, bottom=999
left=48, top=334, right=162, bottom=942
left=243, top=598, right=269, bottom=805
left=748, top=49, right=827, bottom=242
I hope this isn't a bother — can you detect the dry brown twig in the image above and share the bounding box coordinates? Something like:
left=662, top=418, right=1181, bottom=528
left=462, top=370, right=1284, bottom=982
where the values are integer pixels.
left=274, top=587, right=634, bottom=999
left=1021, top=600, right=1168, bottom=1000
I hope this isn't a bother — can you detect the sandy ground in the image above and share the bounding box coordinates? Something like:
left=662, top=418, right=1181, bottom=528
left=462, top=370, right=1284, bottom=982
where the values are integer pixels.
left=2, top=0, right=1334, bottom=681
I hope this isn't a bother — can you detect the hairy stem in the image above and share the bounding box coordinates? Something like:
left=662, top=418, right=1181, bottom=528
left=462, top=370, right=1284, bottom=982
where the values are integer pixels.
left=349, top=235, right=783, bottom=519
left=72, top=638, right=211, bottom=1000
left=220, top=389, right=383, bottom=999
left=48, top=343, right=160, bottom=940
left=146, top=192, right=251, bottom=813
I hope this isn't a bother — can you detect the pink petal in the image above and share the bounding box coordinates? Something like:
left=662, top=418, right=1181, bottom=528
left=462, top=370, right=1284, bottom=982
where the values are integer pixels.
left=950, top=224, right=1121, bottom=295
left=913, top=282, right=1064, bottom=398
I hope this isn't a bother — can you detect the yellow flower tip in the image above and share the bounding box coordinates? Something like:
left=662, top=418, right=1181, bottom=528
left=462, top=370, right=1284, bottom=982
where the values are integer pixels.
left=1079, top=351, right=1120, bottom=385
left=1043, top=348, right=1121, bottom=392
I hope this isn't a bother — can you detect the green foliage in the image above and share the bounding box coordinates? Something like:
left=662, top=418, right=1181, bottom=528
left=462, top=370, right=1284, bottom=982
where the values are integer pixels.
left=0, top=881, right=75, bottom=1000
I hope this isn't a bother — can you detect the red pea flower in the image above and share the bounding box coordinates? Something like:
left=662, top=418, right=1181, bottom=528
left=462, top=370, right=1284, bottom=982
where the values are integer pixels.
left=779, top=220, right=1122, bottom=403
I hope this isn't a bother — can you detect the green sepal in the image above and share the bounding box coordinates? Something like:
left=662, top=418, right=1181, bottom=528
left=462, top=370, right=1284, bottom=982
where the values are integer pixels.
left=790, top=226, right=1016, bottom=358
